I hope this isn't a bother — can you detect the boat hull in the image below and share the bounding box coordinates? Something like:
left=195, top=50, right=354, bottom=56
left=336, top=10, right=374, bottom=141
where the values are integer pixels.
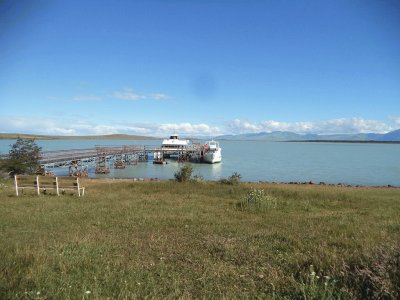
left=203, top=150, right=222, bottom=163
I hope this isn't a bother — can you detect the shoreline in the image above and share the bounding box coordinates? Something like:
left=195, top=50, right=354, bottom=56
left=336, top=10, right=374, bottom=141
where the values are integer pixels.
left=286, top=140, right=400, bottom=144
left=84, top=177, right=399, bottom=189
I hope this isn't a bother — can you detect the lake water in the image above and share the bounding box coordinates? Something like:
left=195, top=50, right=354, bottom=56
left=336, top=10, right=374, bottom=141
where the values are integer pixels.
left=1, top=139, right=399, bottom=186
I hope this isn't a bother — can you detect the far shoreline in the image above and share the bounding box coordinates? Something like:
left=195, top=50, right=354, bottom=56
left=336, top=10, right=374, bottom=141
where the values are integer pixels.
left=286, top=140, right=400, bottom=144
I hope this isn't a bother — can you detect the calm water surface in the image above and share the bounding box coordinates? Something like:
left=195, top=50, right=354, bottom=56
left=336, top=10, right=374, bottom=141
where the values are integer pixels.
left=1, top=139, right=399, bottom=186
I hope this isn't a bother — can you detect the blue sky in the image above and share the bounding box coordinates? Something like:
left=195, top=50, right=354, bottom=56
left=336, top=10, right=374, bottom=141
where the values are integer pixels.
left=0, top=0, right=399, bottom=136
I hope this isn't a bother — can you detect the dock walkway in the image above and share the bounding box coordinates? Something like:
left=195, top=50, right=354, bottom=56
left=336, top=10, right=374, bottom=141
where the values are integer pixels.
left=38, top=144, right=204, bottom=174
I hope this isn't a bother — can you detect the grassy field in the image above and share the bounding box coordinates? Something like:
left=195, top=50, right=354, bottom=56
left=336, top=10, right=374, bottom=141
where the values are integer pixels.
left=0, top=179, right=399, bottom=299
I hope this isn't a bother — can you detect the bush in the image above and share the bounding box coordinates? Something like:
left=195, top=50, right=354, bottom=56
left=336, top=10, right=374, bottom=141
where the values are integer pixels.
left=220, top=172, right=241, bottom=185
left=238, top=187, right=277, bottom=211
left=174, top=164, right=193, bottom=182
left=191, top=174, right=204, bottom=183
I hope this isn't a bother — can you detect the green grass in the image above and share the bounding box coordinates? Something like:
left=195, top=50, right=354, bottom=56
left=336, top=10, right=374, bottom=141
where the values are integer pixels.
left=0, top=179, right=399, bottom=299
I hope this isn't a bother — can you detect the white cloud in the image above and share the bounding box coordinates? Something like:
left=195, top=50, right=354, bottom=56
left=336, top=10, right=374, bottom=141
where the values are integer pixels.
left=47, top=96, right=60, bottom=101
left=149, top=93, right=170, bottom=100
left=72, top=95, right=101, bottom=101
left=0, top=116, right=78, bottom=135
left=226, top=118, right=394, bottom=135
left=158, top=123, right=220, bottom=136
left=0, top=115, right=396, bottom=138
left=112, top=88, right=171, bottom=101
left=226, top=119, right=312, bottom=134
left=227, top=119, right=261, bottom=132
left=47, top=88, right=170, bottom=103
left=390, top=116, right=400, bottom=126
left=0, top=116, right=219, bottom=137
left=112, top=88, right=146, bottom=101
left=314, top=118, right=392, bottom=134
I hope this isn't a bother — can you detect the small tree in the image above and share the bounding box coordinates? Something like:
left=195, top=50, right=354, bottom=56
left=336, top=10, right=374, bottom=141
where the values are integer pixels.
left=174, top=164, right=193, bottom=182
left=1, top=138, right=42, bottom=175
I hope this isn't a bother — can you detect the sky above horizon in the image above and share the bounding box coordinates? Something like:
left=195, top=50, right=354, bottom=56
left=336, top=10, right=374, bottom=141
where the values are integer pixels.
left=0, top=0, right=399, bottom=137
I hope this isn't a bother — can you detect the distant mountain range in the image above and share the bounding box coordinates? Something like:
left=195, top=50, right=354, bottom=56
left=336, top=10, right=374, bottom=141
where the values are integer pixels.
left=217, top=129, right=400, bottom=142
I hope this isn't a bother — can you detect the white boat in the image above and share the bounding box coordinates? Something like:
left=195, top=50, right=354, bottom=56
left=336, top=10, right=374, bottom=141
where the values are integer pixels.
left=202, top=140, right=222, bottom=163
left=161, top=134, right=191, bottom=151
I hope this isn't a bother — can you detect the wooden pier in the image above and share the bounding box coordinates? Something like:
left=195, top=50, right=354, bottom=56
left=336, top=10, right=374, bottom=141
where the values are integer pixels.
left=38, top=144, right=204, bottom=175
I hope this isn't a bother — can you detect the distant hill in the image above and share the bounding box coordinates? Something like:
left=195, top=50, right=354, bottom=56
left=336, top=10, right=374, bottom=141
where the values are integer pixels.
left=377, top=129, right=400, bottom=141
left=217, top=129, right=400, bottom=142
left=0, top=133, right=157, bottom=140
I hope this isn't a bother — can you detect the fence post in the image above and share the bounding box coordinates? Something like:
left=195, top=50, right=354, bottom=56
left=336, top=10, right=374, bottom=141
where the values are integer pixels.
left=14, top=175, right=19, bottom=196
left=36, top=175, right=40, bottom=196
left=56, top=177, right=59, bottom=196
left=77, top=177, right=81, bottom=197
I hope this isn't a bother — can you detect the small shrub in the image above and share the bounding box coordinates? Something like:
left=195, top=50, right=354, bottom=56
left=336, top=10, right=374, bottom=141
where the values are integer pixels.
left=238, top=187, right=277, bottom=211
left=220, top=172, right=241, bottom=185
left=300, top=265, right=338, bottom=300
left=174, top=164, right=193, bottom=182
left=191, top=174, right=204, bottom=183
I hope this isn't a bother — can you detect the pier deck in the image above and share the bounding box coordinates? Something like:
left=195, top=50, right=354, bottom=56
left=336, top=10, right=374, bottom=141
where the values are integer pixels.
left=36, top=144, right=204, bottom=174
